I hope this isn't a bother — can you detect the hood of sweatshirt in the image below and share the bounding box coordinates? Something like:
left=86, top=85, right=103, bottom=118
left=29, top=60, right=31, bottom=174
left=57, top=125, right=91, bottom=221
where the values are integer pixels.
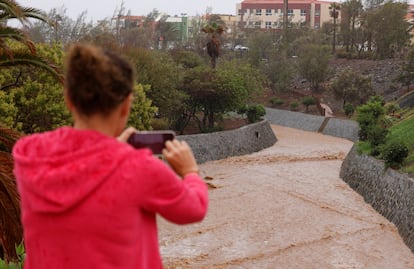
left=13, top=127, right=136, bottom=214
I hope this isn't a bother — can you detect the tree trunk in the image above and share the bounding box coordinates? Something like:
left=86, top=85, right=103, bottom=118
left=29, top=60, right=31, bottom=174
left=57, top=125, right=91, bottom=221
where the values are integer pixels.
left=208, top=111, right=214, bottom=129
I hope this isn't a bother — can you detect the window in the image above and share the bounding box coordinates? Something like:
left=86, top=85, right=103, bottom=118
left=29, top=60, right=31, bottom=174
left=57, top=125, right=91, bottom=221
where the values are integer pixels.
left=238, top=9, right=242, bottom=16
left=266, top=9, right=272, bottom=16
left=255, top=21, right=261, bottom=28
left=315, top=10, right=320, bottom=16
left=274, top=9, right=278, bottom=14
left=314, top=23, right=320, bottom=29
left=256, top=9, right=262, bottom=16
left=265, top=21, right=272, bottom=28
left=301, top=9, right=306, bottom=16
left=288, top=9, right=294, bottom=16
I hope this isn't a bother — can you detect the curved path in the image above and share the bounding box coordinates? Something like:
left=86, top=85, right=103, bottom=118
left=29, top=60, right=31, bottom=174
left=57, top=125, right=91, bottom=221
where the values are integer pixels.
left=159, top=125, right=414, bottom=268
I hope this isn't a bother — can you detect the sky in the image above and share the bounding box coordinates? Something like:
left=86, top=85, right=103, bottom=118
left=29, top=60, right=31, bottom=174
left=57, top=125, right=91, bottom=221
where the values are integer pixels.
left=18, top=0, right=241, bottom=21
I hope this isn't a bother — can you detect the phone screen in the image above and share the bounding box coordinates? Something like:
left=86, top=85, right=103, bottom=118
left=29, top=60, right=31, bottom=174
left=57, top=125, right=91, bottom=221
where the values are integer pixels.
left=127, top=131, right=175, bottom=154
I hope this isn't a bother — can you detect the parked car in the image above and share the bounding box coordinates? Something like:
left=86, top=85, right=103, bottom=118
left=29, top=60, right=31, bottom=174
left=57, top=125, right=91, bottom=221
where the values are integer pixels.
left=234, top=45, right=249, bottom=51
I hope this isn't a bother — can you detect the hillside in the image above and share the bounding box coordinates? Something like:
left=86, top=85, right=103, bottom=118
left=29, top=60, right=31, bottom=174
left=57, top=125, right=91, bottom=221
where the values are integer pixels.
left=262, top=57, right=405, bottom=117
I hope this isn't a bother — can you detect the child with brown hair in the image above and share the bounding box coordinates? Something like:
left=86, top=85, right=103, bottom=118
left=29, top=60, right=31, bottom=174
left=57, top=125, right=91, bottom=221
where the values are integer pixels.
left=13, top=43, right=208, bottom=268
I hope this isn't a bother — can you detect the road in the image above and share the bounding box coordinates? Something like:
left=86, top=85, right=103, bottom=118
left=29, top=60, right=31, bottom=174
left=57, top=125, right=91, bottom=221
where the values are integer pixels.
left=159, top=125, right=414, bottom=268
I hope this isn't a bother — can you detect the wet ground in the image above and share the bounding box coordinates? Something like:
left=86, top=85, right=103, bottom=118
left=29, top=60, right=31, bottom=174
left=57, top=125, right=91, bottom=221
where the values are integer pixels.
left=159, top=125, right=414, bottom=268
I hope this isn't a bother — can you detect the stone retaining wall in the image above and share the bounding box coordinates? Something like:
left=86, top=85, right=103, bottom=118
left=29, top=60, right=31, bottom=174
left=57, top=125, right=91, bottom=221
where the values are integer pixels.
left=265, top=108, right=359, bottom=142
left=397, top=91, right=414, bottom=109
left=265, top=108, right=325, bottom=132
left=178, top=120, right=277, bottom=164
left=340, top=145, right=414, bottom=252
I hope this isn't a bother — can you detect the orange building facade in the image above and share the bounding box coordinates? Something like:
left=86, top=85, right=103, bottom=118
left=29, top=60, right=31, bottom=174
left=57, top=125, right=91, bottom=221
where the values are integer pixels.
left=236, top=0, right=339, bottom=30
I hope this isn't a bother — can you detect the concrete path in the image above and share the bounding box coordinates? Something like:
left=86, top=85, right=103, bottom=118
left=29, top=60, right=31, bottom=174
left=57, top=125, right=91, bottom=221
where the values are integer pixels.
left=159, top=125, right=414, bottom=268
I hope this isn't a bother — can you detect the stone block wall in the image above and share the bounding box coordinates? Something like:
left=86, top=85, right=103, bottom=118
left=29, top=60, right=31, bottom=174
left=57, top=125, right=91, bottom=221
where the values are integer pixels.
left=265, top=108, right=359, bottom=142
left=178, top=120, right=277, bottom=164
left=340, top=145, right=414, bottom=252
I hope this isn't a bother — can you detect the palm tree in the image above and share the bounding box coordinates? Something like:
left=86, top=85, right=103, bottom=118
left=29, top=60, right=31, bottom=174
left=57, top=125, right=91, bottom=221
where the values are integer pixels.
left=0, top=0, right=62, bottom=81
left=0, top=126, right=21, bottom=262
left=329, top=2, right=341, bottom=54
left=202, top=19, right=225, bottom=68
left=0, top=0, right=62, bottom=262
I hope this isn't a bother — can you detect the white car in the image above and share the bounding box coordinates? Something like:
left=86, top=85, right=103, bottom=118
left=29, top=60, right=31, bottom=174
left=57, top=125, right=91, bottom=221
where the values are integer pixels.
left=234, top=45, right=249, bottom=51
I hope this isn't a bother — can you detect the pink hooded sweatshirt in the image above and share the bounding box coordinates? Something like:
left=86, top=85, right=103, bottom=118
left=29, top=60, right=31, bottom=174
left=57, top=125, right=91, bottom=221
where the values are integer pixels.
left=12, top=127, right=208, bottom=269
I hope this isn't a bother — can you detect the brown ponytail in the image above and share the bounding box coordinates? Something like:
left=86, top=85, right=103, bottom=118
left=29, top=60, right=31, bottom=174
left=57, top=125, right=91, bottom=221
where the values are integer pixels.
left=65, top=43, right=134, bottom=116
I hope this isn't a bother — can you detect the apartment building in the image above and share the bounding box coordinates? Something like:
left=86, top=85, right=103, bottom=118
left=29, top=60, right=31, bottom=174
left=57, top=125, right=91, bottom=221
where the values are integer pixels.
left=236, top=0, right=339, bottom=30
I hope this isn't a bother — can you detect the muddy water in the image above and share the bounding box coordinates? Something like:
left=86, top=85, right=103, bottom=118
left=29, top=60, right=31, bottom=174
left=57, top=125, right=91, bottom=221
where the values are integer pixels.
left=159, top=125, right=414, bottom=268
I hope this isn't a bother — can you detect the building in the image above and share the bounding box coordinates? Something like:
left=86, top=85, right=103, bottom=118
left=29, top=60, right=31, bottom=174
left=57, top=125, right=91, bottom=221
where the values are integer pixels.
left=236, top=0, right=339, bottom=30
left=116, top=15, right=146, bottom=29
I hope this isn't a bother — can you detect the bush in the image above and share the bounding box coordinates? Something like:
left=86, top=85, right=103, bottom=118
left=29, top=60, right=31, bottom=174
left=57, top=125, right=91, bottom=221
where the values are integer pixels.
left=343, top=103, right=355, bottom=117
left=301, top=96, right=316, bottom=112
left=385, top=103, right=400, bottom=115
left=382, top=140, right=409, bottom=168
left=245, top=104, right=266, bottom=123
left=151, top=118, right=170, bottom=130
left=367, top=125, right=388, bottom=147
left=356, top=96, right=386, bottom=141
left=290, top=101, right=299, bottom=111
left=269, top=96, right=284, bottom=107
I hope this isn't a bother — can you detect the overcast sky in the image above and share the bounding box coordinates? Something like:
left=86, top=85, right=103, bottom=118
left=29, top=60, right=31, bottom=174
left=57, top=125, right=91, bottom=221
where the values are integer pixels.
left=18, top=0, right=241, bottom=21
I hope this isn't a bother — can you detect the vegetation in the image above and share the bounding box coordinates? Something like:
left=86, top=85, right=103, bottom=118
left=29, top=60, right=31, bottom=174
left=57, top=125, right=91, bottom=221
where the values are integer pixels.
left=329, top=67, right=374, bottom=109
left=0, top=0, right=64, bottom=262
left=356, top=97, right=414, bottom=172
left=0, top=243, right=24, bottom=268
left=301, top=96, right=316, bottom=113
left=386, top=115, right=414, bottom=172
left=202, top=16, right=225, bottom=68
left=238, top=104, right=266, bottom=123
left=296, top=42, right=331, bottom=94
left=269, top=97, right=284, bottom=107
left=290, top=101, right=299, bottom=111
left=356, top=96, right=388, bottom=154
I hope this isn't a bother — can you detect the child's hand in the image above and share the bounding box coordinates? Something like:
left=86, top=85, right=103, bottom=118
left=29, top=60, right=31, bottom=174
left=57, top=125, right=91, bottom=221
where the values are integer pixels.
left=162, top=140, right=199, bottom=178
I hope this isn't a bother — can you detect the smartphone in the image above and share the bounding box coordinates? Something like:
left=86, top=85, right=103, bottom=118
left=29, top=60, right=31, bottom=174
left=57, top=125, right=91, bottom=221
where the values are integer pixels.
left=127, top=130, right=176, bottom=154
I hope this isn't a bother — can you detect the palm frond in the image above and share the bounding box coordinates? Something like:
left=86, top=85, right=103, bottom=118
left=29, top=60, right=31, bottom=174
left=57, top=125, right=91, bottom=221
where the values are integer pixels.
left=0, top=52, right=64, bottom=83
left=0, top=1, right=46, bottom=25
left=0, top=125, right=22, bottom=262
left=0, top=26, right=35, bottom=55
left=0, top=0, right=23, bottom=23
left=0, top=171, right=22, bottom=262
left=0, top=126, right=20, bottom=152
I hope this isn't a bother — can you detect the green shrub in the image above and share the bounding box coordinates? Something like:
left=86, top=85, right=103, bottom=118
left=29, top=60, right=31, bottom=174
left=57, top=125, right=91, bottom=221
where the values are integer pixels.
left=301, top=96, right=316, bottom=112
left=367, top=125, right=388, bottom=147
left=356, top=96, right=386, bottom=141
left=151, top=118, right=170, bottom=130
left=343, top=103, right=355, bottom=117
left=269, top=96, right=284, bottom=107
left=246, top=104, right=266, bottom=123
left=290, top=101, right=299, bottom=111
left=382, top=140, right=409, bottom=168
left=385, top=103, right=400, bottom=115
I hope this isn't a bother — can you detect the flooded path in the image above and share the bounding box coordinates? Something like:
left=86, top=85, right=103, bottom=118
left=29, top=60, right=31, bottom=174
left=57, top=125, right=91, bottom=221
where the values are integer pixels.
left=159, top=125, right=414, bottom=268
